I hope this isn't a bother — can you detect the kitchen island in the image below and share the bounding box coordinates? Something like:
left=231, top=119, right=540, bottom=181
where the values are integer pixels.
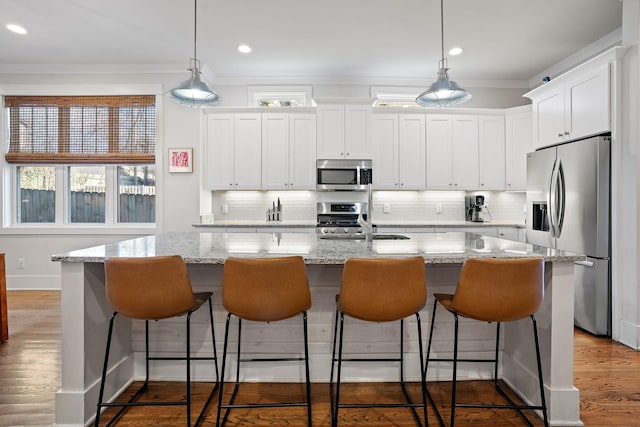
left=52, top=231, right=584, bottom=426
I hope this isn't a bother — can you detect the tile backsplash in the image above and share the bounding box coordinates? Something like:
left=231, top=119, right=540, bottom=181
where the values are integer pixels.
left=209, top=190, right=526, bottom=224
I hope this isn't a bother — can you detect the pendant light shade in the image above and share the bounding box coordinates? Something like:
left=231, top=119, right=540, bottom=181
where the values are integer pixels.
left=166, top=0, right=221, bottom=108
left=416, top=0, right=471, bottom=108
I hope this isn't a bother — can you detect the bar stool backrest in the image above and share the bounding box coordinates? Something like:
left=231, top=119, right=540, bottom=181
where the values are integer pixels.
left=104, top=255, right=197, bottom=320
left=451, top=257, right=544, bottom=322
left=339, top=256, right=426, bottom=322
left=223, top=256, right=311, bottom=322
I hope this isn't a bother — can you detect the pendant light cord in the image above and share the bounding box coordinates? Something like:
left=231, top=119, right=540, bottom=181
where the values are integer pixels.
left=193, top=0, right=198, bottom=62
left=440, top=0, right=444, bottom=62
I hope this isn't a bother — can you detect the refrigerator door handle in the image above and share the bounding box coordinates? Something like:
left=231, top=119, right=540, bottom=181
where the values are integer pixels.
left=548, top=159, right=559, bottom=237
left=556, top=160, right=566, bottom=237
left=575, top=260, right=594, bottom=267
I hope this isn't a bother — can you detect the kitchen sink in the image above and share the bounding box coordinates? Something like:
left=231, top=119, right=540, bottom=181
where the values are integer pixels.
left=318, top=234, right=410, bottom=241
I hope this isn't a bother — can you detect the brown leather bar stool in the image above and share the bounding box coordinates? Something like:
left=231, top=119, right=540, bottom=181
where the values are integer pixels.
left=216, top=256, right=312, bottom=427
left=330, top=256, right=429, bottom=427
left=95, top=255, right=219, bottom=427
left=425, top=257, right=548, bottom=427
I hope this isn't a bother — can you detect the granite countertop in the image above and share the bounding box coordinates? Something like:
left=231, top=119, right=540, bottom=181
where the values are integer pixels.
left=52, top=231, right=582, bottom=265
left=193, top=221, right=316, bottom=228
left=193, top=220, right=525, bottom=228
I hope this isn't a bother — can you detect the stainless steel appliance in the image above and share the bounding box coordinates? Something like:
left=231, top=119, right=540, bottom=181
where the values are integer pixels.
left=526, top=134, right=611, bottom=336
left=316, top=202, right=371, bottom=236
left=465, top=195, right=485, bottom=222
left=316, top=159, right=373, bottom=191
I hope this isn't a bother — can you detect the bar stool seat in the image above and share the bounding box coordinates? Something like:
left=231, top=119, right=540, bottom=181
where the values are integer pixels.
left=425, top=257, right=548, bottom=427
left=216, top=256, right=312, bottom=427
left=330, top=256, right=429, bottom=427
left=95, top=255, right=219, bottom=427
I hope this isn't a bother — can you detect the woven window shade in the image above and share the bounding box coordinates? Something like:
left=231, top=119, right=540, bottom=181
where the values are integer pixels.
left=4, top=95, right=156, bottom=164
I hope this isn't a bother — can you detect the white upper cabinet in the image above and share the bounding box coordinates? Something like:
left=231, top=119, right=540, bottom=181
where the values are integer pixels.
left=317, top=105, right=371, bottom=159
left=528, top=61, right=610, bottom=148
left=478, top=115, right=506, bottom=190
left=398, top=114, right=426, bottom=189
left=205, top=113, right=262, bottom=190
left=372, top=114, right=425, bottom=190
left=427, top=115, right=478, bottom=190
left=425, top=115, right=453, bottom=190
left=505, top=109, right=533, bottom=190
left=452, top=115, right=479, bottom=190
left=261, top=113, right=316, bottom=190
left=372, top=113, right=398, bottom=189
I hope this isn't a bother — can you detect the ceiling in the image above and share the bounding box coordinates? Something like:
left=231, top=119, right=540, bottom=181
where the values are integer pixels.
left=0, top=0, right=624, bottom=87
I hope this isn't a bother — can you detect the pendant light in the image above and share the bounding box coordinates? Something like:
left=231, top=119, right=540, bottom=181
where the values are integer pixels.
left=166, top=0, right=221, bottom=107
left=416, top=0, right=471, bottom=108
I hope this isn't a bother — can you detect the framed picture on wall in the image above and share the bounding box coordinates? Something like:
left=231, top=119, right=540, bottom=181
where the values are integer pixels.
left=168, top=148, right=193, bottom=173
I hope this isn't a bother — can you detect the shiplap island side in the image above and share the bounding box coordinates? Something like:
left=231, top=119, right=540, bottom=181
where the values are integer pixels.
left=51, top=231, right=585, bottom=426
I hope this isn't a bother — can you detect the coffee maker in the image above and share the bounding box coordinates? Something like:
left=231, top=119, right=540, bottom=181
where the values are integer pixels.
left=465, top=195, right=485, bottom=222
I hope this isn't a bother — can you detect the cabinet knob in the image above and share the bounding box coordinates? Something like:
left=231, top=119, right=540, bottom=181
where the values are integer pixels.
left=285, top=183, right=288, bottom=186
left=346, top=152, right=349, bottom=156
left=481, top=183, right=484, bottom=186
left=290, top=182, right=294, bottom=186
left=564, top=131, right=570, bottom=136
left=558, top=132, right=563, bottom=137
left=340, top=152, right=344, bottom=156
left=229, top=183, right=233, bottom=187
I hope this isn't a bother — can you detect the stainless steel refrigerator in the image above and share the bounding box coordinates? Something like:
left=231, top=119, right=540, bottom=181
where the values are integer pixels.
left=526, top=134, right=611, bottom=336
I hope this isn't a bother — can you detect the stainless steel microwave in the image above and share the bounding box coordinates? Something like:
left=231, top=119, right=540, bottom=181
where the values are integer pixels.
left=316, top=159, right=373, bottom=191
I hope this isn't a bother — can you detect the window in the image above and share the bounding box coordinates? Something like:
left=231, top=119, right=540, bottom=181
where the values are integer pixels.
left=4, top=95, right=156, bottom=226
left=17, top=166, right=55, bottom=223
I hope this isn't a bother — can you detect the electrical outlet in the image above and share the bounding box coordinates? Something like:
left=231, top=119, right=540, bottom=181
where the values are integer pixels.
left=222, top=204, right=229, bottom=214
left=383, top=203, right=391, bottom=213
left=17, top=258, right=25, bottom=269
left=436, top=203, right=442, bottom=214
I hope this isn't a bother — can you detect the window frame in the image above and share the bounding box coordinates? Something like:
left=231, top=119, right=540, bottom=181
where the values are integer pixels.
left=0, top=84, right=162, bottom=234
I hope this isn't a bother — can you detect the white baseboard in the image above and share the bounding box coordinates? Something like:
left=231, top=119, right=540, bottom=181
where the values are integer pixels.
left=618, top=320, right=640, bottom=350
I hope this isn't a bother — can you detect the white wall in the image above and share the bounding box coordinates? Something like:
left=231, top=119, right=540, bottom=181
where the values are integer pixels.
left=614, top=0, right=640, bottom=348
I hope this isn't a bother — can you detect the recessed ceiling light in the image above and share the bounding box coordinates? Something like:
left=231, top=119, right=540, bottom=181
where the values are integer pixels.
left=237, top=44, right=252, bottom=54
left=6, top=24, right=27, bottom=35
left=449, top=47, right=463, bottom=56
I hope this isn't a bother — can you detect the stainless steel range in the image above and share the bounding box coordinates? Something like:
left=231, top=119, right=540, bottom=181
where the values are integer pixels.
left=316, top=202, right=369, bottom=236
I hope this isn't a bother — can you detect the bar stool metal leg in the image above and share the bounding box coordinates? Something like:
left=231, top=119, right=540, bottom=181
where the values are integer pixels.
left=331, top=312, right=428, bottom=427
left=425, top=306, right=549, bottom=427
left=216, top=312, right=312, bottom=427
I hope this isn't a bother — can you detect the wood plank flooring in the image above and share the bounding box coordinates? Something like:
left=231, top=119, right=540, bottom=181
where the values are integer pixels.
left=1, top=291, right=639, bottom=426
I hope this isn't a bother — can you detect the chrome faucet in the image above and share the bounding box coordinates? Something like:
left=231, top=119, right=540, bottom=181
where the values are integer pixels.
left=358, top=184, right=374, bottom=239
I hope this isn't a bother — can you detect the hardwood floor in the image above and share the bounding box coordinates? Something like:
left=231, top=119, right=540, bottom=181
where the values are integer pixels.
left=0, top=291, right=60, bottom=427
left=1, top=290, right=639, bottom=426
